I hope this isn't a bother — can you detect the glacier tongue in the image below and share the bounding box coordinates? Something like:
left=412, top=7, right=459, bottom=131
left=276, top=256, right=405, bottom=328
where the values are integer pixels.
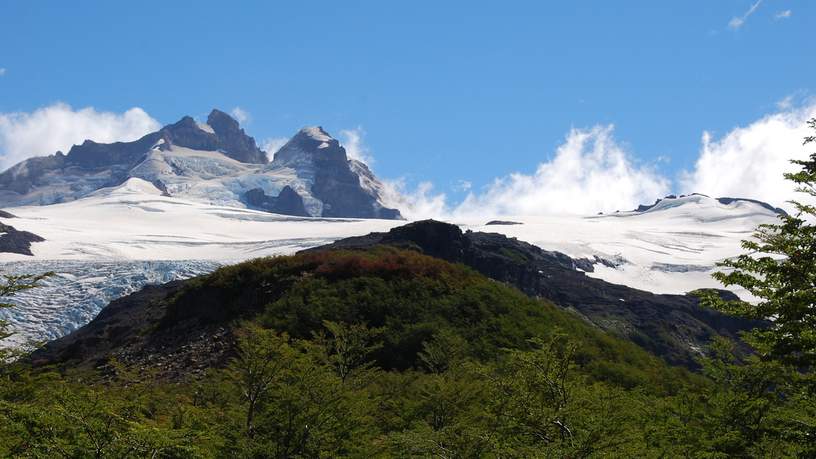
left=0, top=260, right=220, bottom=347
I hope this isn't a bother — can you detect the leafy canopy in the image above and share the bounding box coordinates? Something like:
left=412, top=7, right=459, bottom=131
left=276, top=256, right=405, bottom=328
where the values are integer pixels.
left=702, top=118, right=816, bottom=369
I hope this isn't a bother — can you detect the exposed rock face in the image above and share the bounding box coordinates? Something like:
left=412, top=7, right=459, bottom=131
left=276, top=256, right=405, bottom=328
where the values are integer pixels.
left=244, top=185, right=309, bottom=217
left=272, top=127, right=402, bottom=219
left=305, top=220, right=761, bottom=368
left=205, top=109, right=267, bottom=164
left=0, top=222, right=44, bottom=256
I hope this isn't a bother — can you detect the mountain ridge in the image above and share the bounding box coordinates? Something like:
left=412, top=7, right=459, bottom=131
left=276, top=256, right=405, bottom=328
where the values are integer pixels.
left=0, top=109, right=401, bottom=219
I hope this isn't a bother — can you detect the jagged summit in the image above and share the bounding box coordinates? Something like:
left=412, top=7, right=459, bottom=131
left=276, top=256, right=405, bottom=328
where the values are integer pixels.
left=299, top=126, right=333, bottom=143
left=272, top=126, right=346, bottom=169
left=204, top=109, right=267, bottom=164
left=61, top=110, right=267, bottom=168
left=270, top=126, right=402, bottom=219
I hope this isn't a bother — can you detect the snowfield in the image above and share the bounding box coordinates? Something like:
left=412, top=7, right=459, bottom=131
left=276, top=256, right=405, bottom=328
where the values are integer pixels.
left=461, top=194, right=777, bottom=299
left=0, top=179, right=780, bottom=346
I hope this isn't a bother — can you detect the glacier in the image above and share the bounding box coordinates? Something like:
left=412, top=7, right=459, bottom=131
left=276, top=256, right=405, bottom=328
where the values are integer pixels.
left=0, top=259, right=219, bottom=347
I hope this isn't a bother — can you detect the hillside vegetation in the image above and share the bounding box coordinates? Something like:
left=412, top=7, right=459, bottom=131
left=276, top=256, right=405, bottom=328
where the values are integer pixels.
left=0, top=248, right=811, bottom=457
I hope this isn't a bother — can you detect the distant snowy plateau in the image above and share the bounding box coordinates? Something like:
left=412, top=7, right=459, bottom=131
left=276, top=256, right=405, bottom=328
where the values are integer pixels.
left=0, top=109, right=783, bottom=346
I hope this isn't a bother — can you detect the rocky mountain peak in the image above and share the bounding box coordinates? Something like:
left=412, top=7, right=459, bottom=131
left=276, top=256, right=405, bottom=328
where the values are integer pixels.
left=272, top=126, right=346, bottom=168
left=204, top=109, right=267, bottom=164
left=299, top=126, right=333, bottom=143
left=206, top=109, right=238, bottom=131
left=158, top=116, right=218, bottom=152
left=156, top=109, right=267, bottom=164
left=269, top=125, right=401, bottom=219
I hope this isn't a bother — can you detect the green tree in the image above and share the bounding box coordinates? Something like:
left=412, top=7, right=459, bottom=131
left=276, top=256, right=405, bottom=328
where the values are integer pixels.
left=315, top=320, right=383, bottom=384
left=694, top=118, right=816, bottom=455
left=649, top=338, right=806, bottom=457
left=227, top=324, right=296, bottom=439
left=701, top=118, right=816, bottom=368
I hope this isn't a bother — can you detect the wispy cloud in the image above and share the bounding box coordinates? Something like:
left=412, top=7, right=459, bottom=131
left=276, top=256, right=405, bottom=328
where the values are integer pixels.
left=774, top=9, right=792, bottom=19
left=380, top=179, right=449, bottom=220
left=777, top=95, right=794, bottom=110
left=728, top=0, right=763, bottom=30
left=230, top=107, right=250, bottom=124
left=261, top=137, right=288, bottom=160
left=339, top=127, right=375, bottom=164
left=0, top=103, right=159, bottom=171
left=0, top=68, right=6, bottom=77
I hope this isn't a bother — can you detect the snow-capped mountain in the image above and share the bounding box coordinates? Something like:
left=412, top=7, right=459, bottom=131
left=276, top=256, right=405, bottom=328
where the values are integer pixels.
left=0, top=109, right=401, bottom=220
left=0, top=113, right=786, bottom=349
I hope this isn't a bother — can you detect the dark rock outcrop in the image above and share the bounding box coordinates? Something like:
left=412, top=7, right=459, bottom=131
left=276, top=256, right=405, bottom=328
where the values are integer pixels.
left=244, top=186, right=309, bottom=217
left=0, top=222, right=44, bottom=256
left=485, top=220, right=523, bottom=226
left=305, top=220, right=761, bottom=368
left=205, top=109, right=267, bottom=164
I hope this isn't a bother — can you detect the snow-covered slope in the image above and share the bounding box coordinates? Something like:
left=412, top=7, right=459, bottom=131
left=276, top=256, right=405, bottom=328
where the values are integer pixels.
left=0, top=178, right=402, bottom=262
left=0, top=187, right=780, bottom=347
left=460, top=194, right=781, bottom=298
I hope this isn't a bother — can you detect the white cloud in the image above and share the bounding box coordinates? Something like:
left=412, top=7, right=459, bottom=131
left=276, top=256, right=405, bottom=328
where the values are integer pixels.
left=0, top=102, right=160, bottom=171
left=339, top=127, right=374, bottom=164
left=261, top=137, right=288, bottom=160
left=777, top=95, right=794, bottom=110
left=380, top=178, right=449, bottom=220
left=775, top=9, right=792, bottom=19
left=680, top=100, right=816, bottom=211
left=230, top=107, right=250, bottom=124
left=452, top=125, right=670, bottom=217
left=728, top=0, right=763, bottom=29
left=0, top=68, right=6, bottom=77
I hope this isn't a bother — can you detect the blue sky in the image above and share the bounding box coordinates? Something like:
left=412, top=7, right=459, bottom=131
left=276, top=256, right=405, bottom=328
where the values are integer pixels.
left=0, top=1, right=813, bottom=214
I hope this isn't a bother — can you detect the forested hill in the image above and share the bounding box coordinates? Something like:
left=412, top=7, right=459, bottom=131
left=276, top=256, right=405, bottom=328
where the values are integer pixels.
left=0, top=238, right=805, bottom=455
